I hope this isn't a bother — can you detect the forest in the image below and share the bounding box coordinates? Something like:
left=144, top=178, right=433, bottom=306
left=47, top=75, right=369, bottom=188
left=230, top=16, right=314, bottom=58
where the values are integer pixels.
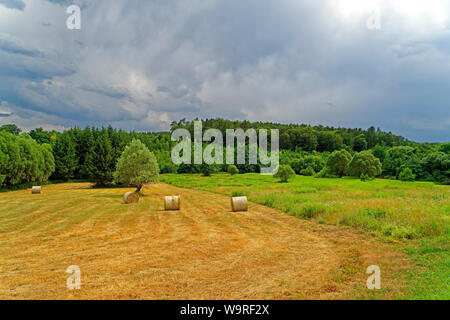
left=0, top=119, right=449, bottom=189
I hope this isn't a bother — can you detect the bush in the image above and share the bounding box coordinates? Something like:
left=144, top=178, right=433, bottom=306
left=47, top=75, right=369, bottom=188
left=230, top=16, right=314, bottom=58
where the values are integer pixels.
left=274, top=165, right=296, bottom=183
left=398, top=167, right=416, bottom=182
left=360, top=173, right=372, bottom=182
left=160, top=162, right=177, bottom=174
left=300, top=166, right=315, bottom=176
left=227, top=165, right=239, bottom=175
left=201, top=163, right=213, bottom=176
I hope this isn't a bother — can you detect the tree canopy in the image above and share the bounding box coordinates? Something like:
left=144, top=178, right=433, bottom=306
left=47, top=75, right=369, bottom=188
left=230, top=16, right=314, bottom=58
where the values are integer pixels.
left=348, top=151, right=382, bottom=178
left=0, top=131, right=55, bottom=186
left=327, top=149, right=352, bottom=178
left=114, top=139, right=160, bottom=192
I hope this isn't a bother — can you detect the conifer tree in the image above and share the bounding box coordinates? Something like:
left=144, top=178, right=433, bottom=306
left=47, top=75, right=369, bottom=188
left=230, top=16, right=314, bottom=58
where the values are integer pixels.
left=53, top=133, right=78, bottom=181
left=85, top=131, right=114, bottom=185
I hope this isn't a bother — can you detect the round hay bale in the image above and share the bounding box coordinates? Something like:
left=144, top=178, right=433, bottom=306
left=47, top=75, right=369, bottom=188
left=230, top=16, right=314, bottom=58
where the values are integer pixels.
left=231, top=196, right=248, bottom=212
left=124, top=191, right=139, bottom=204
left=164, top=196, right=181, bottom=211
left=31, top=186, right=41, bottom=194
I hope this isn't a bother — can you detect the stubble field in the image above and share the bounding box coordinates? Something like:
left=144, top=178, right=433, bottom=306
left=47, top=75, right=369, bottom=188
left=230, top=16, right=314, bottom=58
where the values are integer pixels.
left=0, top=174, right=448, bottom=299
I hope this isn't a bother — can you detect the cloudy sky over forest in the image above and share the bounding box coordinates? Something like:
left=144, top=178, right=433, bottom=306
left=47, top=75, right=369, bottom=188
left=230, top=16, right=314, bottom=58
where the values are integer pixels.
left=0, top=0, right=449, bottom=141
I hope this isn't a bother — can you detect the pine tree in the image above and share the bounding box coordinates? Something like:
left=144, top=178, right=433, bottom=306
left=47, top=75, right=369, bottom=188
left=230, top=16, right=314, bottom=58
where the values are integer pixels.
left=53, top=133, right=78, bottom=181
left=78, top=127, right=95, bottom=179
left=84, top=131, right=114, bottom=185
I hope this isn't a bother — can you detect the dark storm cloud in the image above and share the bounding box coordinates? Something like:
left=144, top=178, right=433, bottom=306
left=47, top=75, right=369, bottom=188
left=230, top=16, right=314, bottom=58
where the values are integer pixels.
left=0, top=0, right=449, bottom=141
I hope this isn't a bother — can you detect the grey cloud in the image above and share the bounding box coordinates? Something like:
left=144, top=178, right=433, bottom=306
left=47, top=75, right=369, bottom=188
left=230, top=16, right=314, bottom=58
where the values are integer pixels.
left=82, top=86, right=129, bottom=100
left=0, top=34, right=42, bottom=57
left=0, top=0, right=25, bottom=10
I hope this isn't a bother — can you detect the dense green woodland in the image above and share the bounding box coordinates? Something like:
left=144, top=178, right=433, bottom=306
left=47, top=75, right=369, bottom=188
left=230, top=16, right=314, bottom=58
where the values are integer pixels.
left=0, top=119, right=449, bottom=188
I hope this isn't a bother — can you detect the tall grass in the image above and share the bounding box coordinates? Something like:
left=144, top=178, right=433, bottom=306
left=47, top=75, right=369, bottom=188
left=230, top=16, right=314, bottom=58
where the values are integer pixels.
left=161, top=173, right=449, bottom=241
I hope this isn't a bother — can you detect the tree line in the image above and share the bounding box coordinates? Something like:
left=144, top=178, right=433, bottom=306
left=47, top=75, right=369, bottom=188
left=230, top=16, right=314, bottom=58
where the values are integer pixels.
left=171, top=118, right=413, bottom=152
left=0, top=120, right=449, bottom=187
left=172, top=119, right=449, bottom=184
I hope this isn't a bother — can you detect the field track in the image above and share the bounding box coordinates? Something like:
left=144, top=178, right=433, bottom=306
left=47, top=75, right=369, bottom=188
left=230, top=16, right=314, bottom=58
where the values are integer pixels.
left=0, top=183, right=410, bottom=299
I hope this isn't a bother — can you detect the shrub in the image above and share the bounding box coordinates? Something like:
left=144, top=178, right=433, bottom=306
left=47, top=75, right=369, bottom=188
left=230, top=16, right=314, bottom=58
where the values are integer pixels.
left=274, top=165, right=296, bottom=183
left=227, top=165, right=239, bottom=175
left=160, top=162, right=177, bottom=174
left=300, top=166, right=315, bottom=176
left=398, top=167, right=416, bottom=182
left=201, top=163, right=212, bottom=176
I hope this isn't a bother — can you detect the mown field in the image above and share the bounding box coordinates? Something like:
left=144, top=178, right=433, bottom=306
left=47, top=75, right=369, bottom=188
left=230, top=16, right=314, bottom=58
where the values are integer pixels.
left=0, top=175, right=448, bottom=299
left=161, top=173, right=450, bottom=299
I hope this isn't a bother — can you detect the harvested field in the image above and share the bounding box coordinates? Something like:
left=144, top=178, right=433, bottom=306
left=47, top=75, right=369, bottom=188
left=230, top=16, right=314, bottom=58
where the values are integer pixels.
left=0, top=183, right=410, bottom=299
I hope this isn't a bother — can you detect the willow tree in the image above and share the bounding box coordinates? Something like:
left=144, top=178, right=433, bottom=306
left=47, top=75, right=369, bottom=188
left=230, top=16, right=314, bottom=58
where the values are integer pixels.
left=113, top=139, right=159, bottom=192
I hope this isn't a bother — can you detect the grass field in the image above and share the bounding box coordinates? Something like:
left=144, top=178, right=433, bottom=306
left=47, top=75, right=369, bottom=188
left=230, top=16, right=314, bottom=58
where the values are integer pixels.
left=0, top=175, right=448, bottom=299
left=161, top=173, right=450, bottom=299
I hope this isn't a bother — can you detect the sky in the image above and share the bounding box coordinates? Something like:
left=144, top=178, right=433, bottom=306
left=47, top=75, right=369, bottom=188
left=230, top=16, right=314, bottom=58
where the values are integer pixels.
left=0, top=0, right=449, bottom=142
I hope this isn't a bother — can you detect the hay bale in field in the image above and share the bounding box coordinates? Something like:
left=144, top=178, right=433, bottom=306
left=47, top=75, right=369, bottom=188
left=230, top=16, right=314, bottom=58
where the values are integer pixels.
left=124, top=191, right=139, bottom=204
left=31, top=186, right=41, bottom=194
left=164, top=196, right=181, bottom=211
left=231, top=196, right=248, bottom=212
